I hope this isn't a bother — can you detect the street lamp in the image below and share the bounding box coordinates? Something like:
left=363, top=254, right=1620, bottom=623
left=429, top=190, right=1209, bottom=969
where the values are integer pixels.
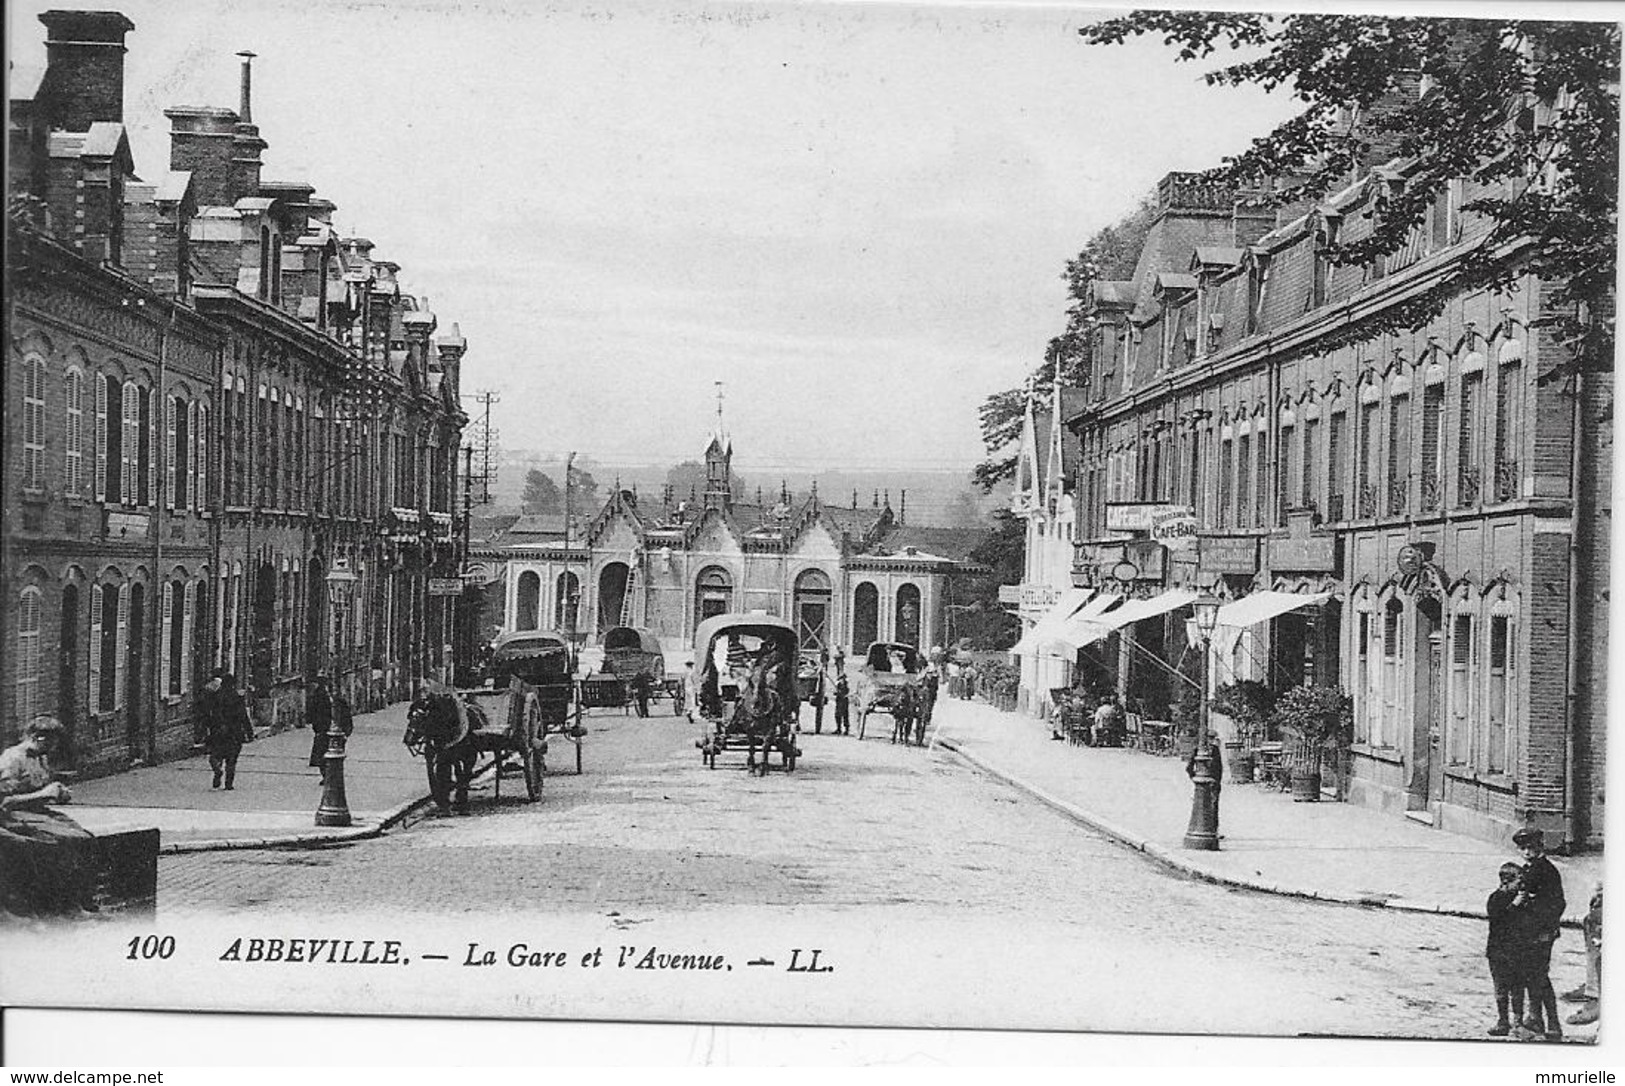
left=1182, top=593, right=1222, bottom=851
left=317, top=560, right=359, bottom=828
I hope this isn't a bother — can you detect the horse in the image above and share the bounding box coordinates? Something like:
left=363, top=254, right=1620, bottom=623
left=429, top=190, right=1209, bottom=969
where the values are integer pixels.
left=403, top=690, right=484, bottom=814
left=891, top=686, right=916, bottom=745
left=731, top=650, right=796, bottom=776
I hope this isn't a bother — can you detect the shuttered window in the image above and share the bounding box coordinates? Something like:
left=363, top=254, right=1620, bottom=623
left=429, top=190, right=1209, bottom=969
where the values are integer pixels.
left=138, top=387, right=152, bottom=506
left=1459, top=372, right=1484, bottom=505
left=1421, top=385, right=1444, bottom=509
left=1387, top=395, right=1410, bottom=514
left=1328, top=411, right=1347, bottom=519
left=1486, top=615, right=1512, bottom=774
left=96, top=374, right=113, bottom=502
left=16, top=587, right=43, bottom=724
left=1301, top=418, right=1320, bottom=511
left=22, top=356, right=45, bottom=490
left=1236, top=434, right=1252, bottom=526
left=196, top=406, right=208, bottom=511
left=1218, top=439, right=1234, bottom=527
left=1448, top=614, right=1473, bottom=765
left=162, top=580, right=178, bottom=697
left=121, top=383, right=139, bottom=505
left=65, top=370, right=85, bottom=497
left=1278, top=424, right=1296, bottom=522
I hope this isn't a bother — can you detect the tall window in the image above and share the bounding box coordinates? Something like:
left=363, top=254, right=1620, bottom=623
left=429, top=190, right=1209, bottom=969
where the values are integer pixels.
left=1386, top=393, right=1410, bottom=515
left=95, top=582, right=120, bottom=712
left=258, top=386, right=270, bottom=506
left=1255, top=428, right=1269, bottom=527
left=22, top=356, right=45, bottom=491
left=1358, top=400, right=1379, bottom=517
left=16, top=587, right=42, bottom=723
left=170, top=397, right=189, bottom=509
left=1301, top=416, right=1320, bottom=512
left=1327, top=410, right=1348, bottom=520
left=1236, top=434, right=1252, bottom=526
left=196, top=406, right=209, bottom=510
left=1278, top=423, right=1296, bottom=523
left=137, top=386, right=152, bottom=506
left=65, top=369, right=85, bottom=497
left=1354, top=612, right=1371, bottom=744
left=121, top=382, right=139, bottom=505
left=165, top=579, right=185, bottom=697
left=1493, top=349, right=1523, bottom=502
left=1379, top=600, right=1403, bottom=748
left=1486, top=615, right=1512, bottom=773
left=97, top=374, right=119, bottom=502
left=1459, top=370, right=1485, bottom=505
left=1421, top=384, right=1445, bottom=511
left=1448, top=613, right=1474, bottom=764
left=1218, top=439, right=1234, bottom=527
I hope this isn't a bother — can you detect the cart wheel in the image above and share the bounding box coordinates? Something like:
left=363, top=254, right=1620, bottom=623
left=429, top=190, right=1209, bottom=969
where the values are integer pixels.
left=857, top=710, right=868, bottom=741
left=783, top=735, right=797, bottom=772
left=672, top=691, right=685, bottom=716
left=522, top=742, right=542, bottom=801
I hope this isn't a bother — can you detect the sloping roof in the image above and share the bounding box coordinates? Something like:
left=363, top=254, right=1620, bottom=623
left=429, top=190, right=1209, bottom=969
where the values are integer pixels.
left=873, top=525, right=985, bottom=563
left=1154, top=272, right=1198, bottom=294
left=1092, top=280, right=1136, bottom=308
left=823, top=504, right=885, bottom=538
left=1192, top=246, right=1244, bottom=269
left=1031, top=409, right=1053, bottom=494
left=509, top=514, right=570, bottom=536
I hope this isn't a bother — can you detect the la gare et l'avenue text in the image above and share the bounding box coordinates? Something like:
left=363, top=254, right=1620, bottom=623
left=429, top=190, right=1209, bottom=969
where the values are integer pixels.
left=213, top=937, right=832, bottom=973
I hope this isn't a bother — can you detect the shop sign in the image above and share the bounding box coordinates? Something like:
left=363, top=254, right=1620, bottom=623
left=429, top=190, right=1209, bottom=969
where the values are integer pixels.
left=997, top=585, right=1022, bottom=605
left=1149, top=510, right=1199, bottom=552
left=428, top=577, right=464, bottom=596
left=1125, top=540, right=1166, bottom=581
left=1106, top=502, right=1191, bottom=533
left=107, top=512, right=150, bottom=538
left=1268, top=536, right=1337, bottom=573
left=1198, top=535, right=1258, bottom=575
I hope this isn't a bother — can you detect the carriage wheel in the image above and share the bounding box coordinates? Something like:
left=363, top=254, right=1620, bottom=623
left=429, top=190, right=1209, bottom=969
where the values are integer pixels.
left=783, top=733, right=797, bottom=772
left=672, top=689, right=685, bottom=716
left=857, top=710, right=868, bottom=741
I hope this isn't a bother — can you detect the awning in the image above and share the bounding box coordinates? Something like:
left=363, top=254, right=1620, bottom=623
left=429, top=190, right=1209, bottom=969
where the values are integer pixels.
left=1009, top=588, right=1096, bottom=657
left=1057, top=588, right=1196, bottom=650
left=1214, top=590, right=1331, bottom=630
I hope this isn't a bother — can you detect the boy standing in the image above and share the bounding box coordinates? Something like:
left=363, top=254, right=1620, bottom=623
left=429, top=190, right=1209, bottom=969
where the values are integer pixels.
left=1486, top=861, right=1533, bottom=1036
left=1513, top=827, right=1566, bottom=1040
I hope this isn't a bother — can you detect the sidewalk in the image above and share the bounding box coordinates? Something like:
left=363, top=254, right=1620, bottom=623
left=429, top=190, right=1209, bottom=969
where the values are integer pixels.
left=931, top=697, right=1602, bottom=926
left=60, top=700, right=434, bottom=853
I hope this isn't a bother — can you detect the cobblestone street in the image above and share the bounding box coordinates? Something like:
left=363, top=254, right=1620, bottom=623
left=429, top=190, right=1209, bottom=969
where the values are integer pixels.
left=153, top=706, right=1566, bottom=1041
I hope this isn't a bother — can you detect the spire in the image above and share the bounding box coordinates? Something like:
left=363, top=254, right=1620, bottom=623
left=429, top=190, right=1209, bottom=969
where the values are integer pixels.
left=810, top=479, right=818, bottom=500
left=852, top=488, right=859, bottom=508
left=900, top=489, right=907, bottom=525
left=780, top=479, right=789, bottom=504
left=872, top=490, right=879, bottom=508
left=756, top=485, right=763, bottom=506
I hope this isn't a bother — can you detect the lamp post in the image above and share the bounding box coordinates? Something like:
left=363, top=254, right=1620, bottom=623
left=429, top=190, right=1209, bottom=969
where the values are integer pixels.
left=1182, top=593, right=1222, bottom=851
left=317, top=560, right=359, bottom=827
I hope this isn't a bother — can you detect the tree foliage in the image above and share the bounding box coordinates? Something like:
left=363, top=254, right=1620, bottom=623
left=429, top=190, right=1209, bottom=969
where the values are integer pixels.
left=973, top=195, right=1159, bottom=492
left=1080, top=13, right=1619, bottom=378
left=521, top=468, right=561, bottom=515
left=949, top=509, right=1026, bottom=649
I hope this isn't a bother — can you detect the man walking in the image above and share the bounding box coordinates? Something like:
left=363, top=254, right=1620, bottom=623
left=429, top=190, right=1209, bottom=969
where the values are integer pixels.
left=205, top=673, right=254, bottom=790
left=810, top=651, right=829, bottom=734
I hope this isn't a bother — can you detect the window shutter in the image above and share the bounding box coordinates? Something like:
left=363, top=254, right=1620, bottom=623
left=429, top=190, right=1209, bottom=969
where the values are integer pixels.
left=115, top=584, right=129, bottom=709
left=89, top=594, right=104, bottom=714
left=197, top=407, right=209, bottom=511
left=122, top=384, right=138, bottom=504
left=187, top=401, right=199, bottom=512
left=95, top=375, right=108, bottom=501
left=182, top=581, right=196, bottom=695
left=166, top=397, right=178, bottom=509
left=160, top=581, right=174, bottom=697
left=141, top=388, right=154, bottom=506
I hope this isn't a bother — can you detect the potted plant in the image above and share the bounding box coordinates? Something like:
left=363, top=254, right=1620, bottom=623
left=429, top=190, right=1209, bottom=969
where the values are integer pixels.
left=1267, top=684, right=1354, bottom=802
left=1211, top=679, right=1277, bottom=785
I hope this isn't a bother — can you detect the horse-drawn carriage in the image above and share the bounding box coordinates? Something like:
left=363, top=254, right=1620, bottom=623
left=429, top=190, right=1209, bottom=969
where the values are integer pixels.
left=693, top=613, right=801, bottom=774
left=404, top=630, right=584, bottom=813
left=584, top=626, right=685, bottom=715
left=855, top=641, right=927, bottom=741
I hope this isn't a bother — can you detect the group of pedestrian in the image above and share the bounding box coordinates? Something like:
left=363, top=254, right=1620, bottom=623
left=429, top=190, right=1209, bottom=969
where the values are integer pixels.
left=946, top=661, right=979, bottom=700
left=1483, top=827, right=1594, bottom=1041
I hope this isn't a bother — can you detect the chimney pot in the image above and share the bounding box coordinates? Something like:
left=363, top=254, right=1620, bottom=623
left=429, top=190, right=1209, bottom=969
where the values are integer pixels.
left=38, top=9, right=136, bottom=131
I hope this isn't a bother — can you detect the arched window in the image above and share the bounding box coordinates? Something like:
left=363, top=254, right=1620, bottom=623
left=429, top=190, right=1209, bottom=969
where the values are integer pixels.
left=516, top=571, right=541, bottom=631
left=695, top=567, right=732, bottom=630
left=1379, top=596, right=1405, bottom=748
left=97, top=372, right=119, bottom=502
left=16, top=587, right=43, bottom=723
left=1493, top=341, right=1525, bottom=502
left=554, top=572, right=579, bottom=633
left=64, top=368, right=85, bottom=497
left=164, top=578, right=185, bottom=697
left=121, top=381, right=140, bottom=505
left=92, top=581, right=120, bottom=713
left=895, top=583, right=922, bottom=648
left=793, top=569, right=833, bottom=653
left=22, top=355, right=45, bottom=491
left=1447, top=604, right=1475, bottom=766
left=852, top=582, right=879, bottom=650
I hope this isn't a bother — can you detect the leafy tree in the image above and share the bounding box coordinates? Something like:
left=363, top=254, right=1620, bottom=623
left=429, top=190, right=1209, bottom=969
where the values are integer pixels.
left=521, top=468, right=561, bottom=515
left=973, top=195, right=1159, bottom=492
left=942, top=489, right=987, bottom=528
left=1080, top=13, right=1619, bottom=379
left=569, top=464, right=600, bottom=510
left=947, top=510, right=1025, bottom=650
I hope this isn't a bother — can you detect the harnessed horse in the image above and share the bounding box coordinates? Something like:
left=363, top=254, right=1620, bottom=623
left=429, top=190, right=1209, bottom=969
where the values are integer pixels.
left=731, top=649, right=796, bottom=776
left=403, top=690, right=486, bottom=814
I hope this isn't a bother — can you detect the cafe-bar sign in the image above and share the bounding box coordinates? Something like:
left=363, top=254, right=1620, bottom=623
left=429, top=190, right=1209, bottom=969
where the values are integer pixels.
left=1105, top=502, right=1192, bottom=533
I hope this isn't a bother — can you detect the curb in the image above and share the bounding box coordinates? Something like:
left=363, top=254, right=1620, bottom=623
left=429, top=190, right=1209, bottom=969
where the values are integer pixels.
left=159, top=762, right=501, bottom=855
left=936, top=734, right=1580, bottom=928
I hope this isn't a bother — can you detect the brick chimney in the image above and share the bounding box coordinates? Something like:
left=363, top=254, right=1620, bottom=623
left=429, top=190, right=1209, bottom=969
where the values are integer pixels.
left=37, top=9, right=134, bottom=131
left=164, top=105, right=240, bottom=207
left=230, top=52, right=267, bottom=199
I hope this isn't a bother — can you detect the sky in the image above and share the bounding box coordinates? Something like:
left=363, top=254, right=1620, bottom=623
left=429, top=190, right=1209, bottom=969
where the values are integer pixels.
left=8, top=0, right=1302, bottom=478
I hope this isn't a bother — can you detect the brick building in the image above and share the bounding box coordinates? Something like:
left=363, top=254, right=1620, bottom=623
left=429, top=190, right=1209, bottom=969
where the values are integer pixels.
left=4, top=11, right=468, bottom=770
left=1060, top=162, right=1609, bottom=849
